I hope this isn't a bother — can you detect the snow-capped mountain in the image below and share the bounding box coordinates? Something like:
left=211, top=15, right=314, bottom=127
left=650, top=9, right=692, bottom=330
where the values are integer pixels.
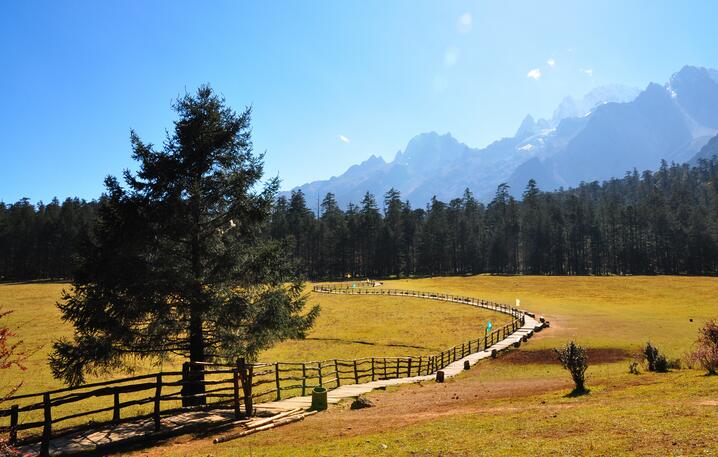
left=287, top=66, right=718, bottom=207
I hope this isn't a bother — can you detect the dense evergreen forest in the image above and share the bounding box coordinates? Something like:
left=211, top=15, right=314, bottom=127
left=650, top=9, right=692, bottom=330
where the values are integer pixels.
left=2, top=159, right=718, bottom=280
left=0, top=198, right=97, bottom=279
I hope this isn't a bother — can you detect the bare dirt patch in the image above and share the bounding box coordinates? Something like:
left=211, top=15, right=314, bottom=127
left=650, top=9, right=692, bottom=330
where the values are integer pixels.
left=126, top=373, right=572, bottom=456
left=500, top=347, right=631, bottom=365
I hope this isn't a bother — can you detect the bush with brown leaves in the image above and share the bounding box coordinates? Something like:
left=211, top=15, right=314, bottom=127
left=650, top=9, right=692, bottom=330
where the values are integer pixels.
left=687, top=320, right=718, bottom=375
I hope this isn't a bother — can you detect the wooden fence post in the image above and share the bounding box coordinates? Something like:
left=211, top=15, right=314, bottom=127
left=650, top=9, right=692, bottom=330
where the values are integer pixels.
left=417, top=356, right=422, bottom=376
left=302, top=363, right=307, bottom=396
left=112, top=390, right=120, bottom=423
left=371, top=358, right=375, bottom=381
left=9, top=404, right=18, bottom=446
left=232, top=367, right=241, bottom=419
left=318, top=361, right=323, bottom=387
left=383, top=358, right=388, bottom=379
left=275, top=363, right=282, bottom=401
left=241, top=360, right=254, bottom=417
left=335, top=360, right=341, bottom=387
left=40, top=393, right=51, bottom=457
left=154, top=374, right=162, bottom=432
left=407, top=357, right=412, bottom=377
left=180, top=362, right=188, bottom=406
left=353, top=360, right=359, bottom=384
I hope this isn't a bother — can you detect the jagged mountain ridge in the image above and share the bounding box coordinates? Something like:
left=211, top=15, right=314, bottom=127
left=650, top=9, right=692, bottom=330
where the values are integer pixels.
left=287, top=66, right=718, bottom=207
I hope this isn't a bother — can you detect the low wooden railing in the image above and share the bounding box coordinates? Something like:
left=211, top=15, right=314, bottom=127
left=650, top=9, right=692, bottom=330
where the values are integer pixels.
left=313, top=284, right=524, bottom=320
left=1, top=285, right=526, bottom=455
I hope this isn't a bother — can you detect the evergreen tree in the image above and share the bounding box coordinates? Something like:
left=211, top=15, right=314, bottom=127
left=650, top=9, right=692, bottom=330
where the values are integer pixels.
left=319, top=193, right=348, bottom=277
left=287, top=190, right=317, bottom=276
left=49, top=86, right=319, bottom=395
left=359, top=192, right=382, bottom=276
left=379, top=188, right=405, bottom=276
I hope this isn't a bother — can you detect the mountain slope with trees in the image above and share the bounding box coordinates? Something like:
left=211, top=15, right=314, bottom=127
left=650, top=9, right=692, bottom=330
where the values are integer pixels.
left=288, top=66, right=718, bottom=207
left=2, top=158, right=718, bottom=280
left=272, top=158, right=718, bottom=278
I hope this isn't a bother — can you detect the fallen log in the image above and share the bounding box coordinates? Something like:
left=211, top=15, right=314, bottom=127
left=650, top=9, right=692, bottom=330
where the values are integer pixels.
left=213, top=410, right=316, bottom=444
left=244, top=408, right=303, bottom=429
left=194, top=418, right=253, bottom=437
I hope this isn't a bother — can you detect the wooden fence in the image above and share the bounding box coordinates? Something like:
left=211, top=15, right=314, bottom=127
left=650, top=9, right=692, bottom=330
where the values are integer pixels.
left=0, top=286, right=525, bottom=455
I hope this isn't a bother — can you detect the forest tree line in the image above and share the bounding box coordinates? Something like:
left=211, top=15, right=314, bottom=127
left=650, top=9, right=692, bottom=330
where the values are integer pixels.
left=2, top=159, right=718, bottom=280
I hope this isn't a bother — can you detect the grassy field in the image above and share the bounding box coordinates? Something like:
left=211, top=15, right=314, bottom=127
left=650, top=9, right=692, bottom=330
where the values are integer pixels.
left=125, top=275, right=718, bottom=457
left=3, top=276, right=718, bottom=456
left=0, top=281, right=509, bottom=395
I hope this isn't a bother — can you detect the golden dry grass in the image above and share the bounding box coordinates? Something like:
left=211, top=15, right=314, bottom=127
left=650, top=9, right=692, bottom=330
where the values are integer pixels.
left=3, top=276, right=718, bottom=456
left=0, top=282, right=508, bottom=395
left=126, top=275, right=718, bottom=457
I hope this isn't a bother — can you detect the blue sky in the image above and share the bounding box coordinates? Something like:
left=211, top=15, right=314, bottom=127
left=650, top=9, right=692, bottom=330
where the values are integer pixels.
left=2, top=1, right=718, bottom=203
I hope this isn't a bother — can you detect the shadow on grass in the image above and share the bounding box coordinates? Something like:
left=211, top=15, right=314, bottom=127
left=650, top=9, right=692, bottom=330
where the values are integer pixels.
left=0, top=278, right=69, bottom=285
left=564, top=387, right=591, bottom=398
left=304, top=337, right=431, bottom=351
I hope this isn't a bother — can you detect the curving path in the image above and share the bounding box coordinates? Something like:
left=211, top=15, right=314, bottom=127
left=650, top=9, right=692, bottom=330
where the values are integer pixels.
left=258, top=286, right=543, bottom=411
left=19, top=286, right=546, bottom=456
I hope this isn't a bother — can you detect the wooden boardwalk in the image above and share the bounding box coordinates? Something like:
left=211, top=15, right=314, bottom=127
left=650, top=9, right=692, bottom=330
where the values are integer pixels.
left=259, top=313, right=540, bottom=411
left=15, top=292, right=543, bottom=456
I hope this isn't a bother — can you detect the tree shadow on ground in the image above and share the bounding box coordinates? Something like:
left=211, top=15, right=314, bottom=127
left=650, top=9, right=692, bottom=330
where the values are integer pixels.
left=304, top=337, right=431, bottom=351
left=564, top=388, right=591, bottom=398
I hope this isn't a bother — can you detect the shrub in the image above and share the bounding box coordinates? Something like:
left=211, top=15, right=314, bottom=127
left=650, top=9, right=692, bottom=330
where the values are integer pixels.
left=1, top=309, right=24, bottom=455
left=687, top=320, right=718, bottom=375
left=555, top=340, right=588, bottom=393
left=643, top=342, right=669, bottom=372
left=628, top=361, right=640, bottom=375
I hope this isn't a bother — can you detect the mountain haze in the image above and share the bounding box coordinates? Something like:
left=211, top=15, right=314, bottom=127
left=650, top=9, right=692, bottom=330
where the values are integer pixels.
left=287, top=66, right=718, bottom=207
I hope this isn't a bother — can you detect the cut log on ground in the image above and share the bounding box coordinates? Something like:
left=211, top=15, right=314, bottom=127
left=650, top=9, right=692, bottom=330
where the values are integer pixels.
left=213, top=409, right=314, bottom=444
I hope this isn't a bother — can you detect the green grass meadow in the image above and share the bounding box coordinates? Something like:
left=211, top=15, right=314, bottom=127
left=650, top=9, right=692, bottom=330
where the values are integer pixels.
left=2, top=276, right=718, bottom=456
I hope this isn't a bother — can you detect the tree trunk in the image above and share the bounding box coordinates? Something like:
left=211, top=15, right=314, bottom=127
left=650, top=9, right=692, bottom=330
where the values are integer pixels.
left=183, top=195, right=207, bottom=407
left=183, top=310, right=206, bottom=406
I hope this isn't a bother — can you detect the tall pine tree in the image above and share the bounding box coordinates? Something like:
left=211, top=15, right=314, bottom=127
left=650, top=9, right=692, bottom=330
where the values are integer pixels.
left=49, top=87, right=319, bottom=397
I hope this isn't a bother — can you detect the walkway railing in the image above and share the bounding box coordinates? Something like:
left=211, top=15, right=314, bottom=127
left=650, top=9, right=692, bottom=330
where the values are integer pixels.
left=1, top=285, right=527, bottom=455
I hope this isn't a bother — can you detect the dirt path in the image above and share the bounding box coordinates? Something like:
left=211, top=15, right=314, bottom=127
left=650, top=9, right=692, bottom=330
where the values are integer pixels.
left=16, top=288, right=541, bottom=457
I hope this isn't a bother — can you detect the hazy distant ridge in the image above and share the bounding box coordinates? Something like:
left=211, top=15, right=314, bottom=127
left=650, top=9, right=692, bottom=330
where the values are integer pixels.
left=288, top=66, right=718, bottom=207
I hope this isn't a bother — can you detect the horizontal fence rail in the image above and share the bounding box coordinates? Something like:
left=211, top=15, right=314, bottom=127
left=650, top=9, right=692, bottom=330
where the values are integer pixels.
left=1, top=285, right=527, bottom=456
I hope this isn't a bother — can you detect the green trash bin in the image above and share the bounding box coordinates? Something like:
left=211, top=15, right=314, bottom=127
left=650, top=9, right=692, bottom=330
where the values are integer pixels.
left=310, top=386, right=328, bottom=411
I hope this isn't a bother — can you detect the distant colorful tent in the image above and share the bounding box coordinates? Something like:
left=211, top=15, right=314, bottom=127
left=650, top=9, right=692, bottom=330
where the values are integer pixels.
left=486, top=321, right=493, bottom=333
